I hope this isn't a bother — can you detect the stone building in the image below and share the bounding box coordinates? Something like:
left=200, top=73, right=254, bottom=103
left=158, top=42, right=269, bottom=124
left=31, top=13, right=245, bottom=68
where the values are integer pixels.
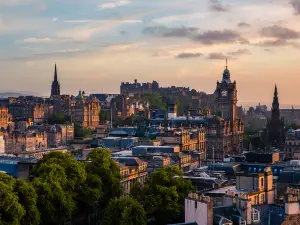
left=120, top=79, right=159, bottom=95
left=72, top=91, right=100, bottom=128
left=32, top=104, right=51, bottom=124
left=156, top=127, right=206, bottom=161
left=113, top=157, right=148, bottom=193
left=0, top=107, right=9, bottom=130
left=46, top=124, right=74, bottom=148
left=284, top=128, right=300, bottom=160
left=213, top=61, right=244, bottom=158
left=4, top=126, right=47, bottom=153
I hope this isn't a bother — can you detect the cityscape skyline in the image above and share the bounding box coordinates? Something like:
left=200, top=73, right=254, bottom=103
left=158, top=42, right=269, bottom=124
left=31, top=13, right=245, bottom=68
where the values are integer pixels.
left=1, top=0, right=300, bottom=105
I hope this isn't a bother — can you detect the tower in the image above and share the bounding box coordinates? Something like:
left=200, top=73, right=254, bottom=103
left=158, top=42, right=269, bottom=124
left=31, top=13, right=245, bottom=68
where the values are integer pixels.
left=214, top=59, right=237, bottom=123
left=51, top=64, right=61, bottom=97
left=267, top=85, right=285, bottom=148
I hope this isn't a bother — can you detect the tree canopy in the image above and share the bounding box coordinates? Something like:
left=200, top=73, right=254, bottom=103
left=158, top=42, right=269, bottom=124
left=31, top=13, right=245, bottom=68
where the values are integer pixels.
left=103, top=196, right=147, bottom=225
left=132, top=166, right=193, bottom=225
left=48, top=113, right=70, bottom=125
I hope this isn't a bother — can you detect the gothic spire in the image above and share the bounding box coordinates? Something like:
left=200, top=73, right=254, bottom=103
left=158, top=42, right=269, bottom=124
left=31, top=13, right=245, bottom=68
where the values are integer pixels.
left=271, top=84, right=280, bottom=119
left=54, top=63, right=58, bottom=82
left=51, top=63, right=61, bottom=97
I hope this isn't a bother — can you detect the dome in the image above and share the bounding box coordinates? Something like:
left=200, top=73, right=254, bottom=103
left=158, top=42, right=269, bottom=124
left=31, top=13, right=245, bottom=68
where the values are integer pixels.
left=76, top=90, right=84, bottom=100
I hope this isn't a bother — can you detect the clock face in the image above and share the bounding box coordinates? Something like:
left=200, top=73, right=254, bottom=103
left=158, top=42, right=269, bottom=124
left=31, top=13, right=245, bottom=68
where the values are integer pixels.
left=221, top=90, right=228, bottom=97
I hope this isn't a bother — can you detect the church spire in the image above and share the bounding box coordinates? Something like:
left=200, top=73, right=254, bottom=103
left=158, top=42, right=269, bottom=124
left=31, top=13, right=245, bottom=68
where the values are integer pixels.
left=226, top=58, right=228, bottom=69
left=54, top=63, right=58, bottom=82
left=51, top=63, right=61, bottom=97
left=271, top=84, right=280, bottom=120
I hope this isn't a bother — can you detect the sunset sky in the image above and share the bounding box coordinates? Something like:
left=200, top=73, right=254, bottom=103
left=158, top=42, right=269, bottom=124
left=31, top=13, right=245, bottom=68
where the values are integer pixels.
left=1, top=0, right=300, bottom=107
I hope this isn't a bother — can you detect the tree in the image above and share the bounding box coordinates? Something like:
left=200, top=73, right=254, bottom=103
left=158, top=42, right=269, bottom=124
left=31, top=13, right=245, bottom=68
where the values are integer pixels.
left=144, top=185, right=181, bottom=224
left=143, top=93, right=166, bottom=110
left=100, top=110, right=111, bottom=122
left=175, top=98, right=184, bottom=116
left=34, top=152, right=87, bottom=191
left=0, top=173, right=26, bottom=225
left=86, top=148, right=123, bottom=209
left=132, top=166, right=193, bottom=225
left=32, top=152, right=90, bottom=224
left=103, top=196, right=147, bottom=225
left=33, top=164, right=76, bottom=225
left=191, top=89, right=197, bottom=96
left=48, top=113, right=70, bottom=125
left=15, top=179, right=40, bottom=225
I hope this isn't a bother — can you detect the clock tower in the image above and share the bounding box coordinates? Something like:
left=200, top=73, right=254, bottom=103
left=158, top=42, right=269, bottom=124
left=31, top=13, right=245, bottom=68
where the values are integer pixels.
left=214, top=60, right=237, bottom=123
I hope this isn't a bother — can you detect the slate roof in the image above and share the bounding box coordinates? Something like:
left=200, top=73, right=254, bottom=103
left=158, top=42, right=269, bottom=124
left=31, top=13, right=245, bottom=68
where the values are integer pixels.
left=112, top=157, right=145, bottom=166
left=253, top=204, right=285, bottom=225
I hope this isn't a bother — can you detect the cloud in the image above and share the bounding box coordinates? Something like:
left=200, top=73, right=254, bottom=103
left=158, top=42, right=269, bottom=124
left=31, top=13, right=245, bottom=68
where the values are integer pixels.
left=237, top=22, right=251, bottom=28
left=99, top=0, right=131, bottom=9
left=227, top=49, right=251, bottom=56
left=143, top=26, right=198, bottom=37
left=290, top=0, right=300, bottom=14
left=53, top=49, right=80, bottom=53
left=207, top=53, right=230, bottom=60
left=120, top=30, right=128, bottom=35
left=175, top=52, right=202, bottom=59
left=0, top=0, right=32, bottom=6
left=264, top=49, right=272, bottom=52
left=256, top=39, right=287, bottom=47
left=23, top=37, right=52, bottom=43
left=64, top=19, right=142, bottom=24
left=210, top=0, right=229, bottom=12
left=193, top=29, right=249, bottom=45
left=261, top=25, right=300, bottom=40
left=52, top=17, right=58, bottom=22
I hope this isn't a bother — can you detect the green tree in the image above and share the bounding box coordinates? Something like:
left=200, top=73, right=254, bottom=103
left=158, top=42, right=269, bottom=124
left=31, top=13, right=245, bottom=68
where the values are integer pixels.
left=33, top=164, right=76, bottom=225
left=32, top=152, right=90, bottom=224
left=143, top=93, right=166, bottom=110
left=86, top=148, right=123, bottom=208
left=0, top=173, right=26, bottom=225
left=15, top=179, right=40, bottom=225
left=175, top=98, right=184, bottom=115
left=191, top=89, right=197, bottom=96
left=144, top=185, right=181, bottom=224
left=103, top=196, right=147, bottom=225
left=132, top=166, right=192, bottom=225
left=48, top=113, right=70, bottom=125
left=100, top=110, right=111, bottom=122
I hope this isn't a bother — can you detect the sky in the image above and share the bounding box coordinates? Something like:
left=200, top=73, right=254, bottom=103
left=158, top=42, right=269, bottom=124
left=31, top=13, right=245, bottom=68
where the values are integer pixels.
left=1, top=0, right=300, bottom=107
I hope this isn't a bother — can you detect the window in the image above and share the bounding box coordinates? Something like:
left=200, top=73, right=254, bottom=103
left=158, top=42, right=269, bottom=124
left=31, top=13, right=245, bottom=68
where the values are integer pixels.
left=261, top=194, right=265, bottom=203
left=195, top=201, right=197, bottom=209
left=260, top=178, right=264, bottom=188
